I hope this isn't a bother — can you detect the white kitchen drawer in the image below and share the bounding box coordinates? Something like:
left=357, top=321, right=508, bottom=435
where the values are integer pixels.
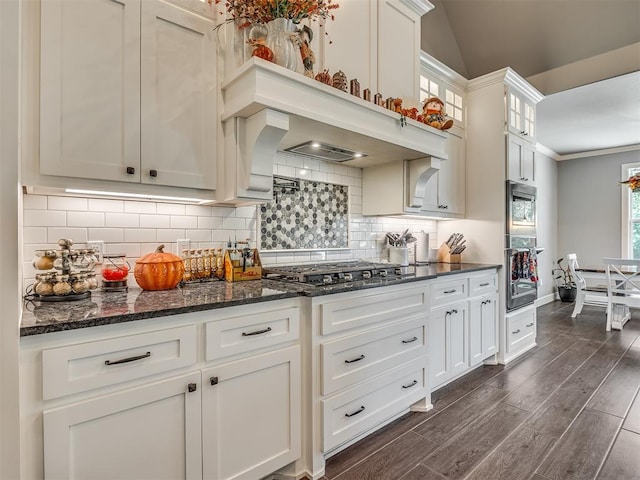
left=506, top=308, right=536, bottom=353
left=319, top=284, right=428, bottom=336
left=430, top=277, right=468, bottom=307
left=469, top=272, right=498, bottom=297
left=205, top=306, right=299, bottom=361
left=42, top=325, right=197, bottom=400
left=321, top=357, right=427, bottom=452
left=320, top=315, right=427, bottom=395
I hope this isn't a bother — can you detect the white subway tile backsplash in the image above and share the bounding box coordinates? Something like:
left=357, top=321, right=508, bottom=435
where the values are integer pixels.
left=198, top=216, right=223, bottom=230
left=23, top=195, right=47, bottom=210
left=24, top=210, right=66, bottom=227
left=235, top=206, right=257, bottom=219
left=170, top=215, right=197, bottom=229
left=88, top=198, right=124, bottom=213
left=48, top=196, right=88, bottom=211
left=106, top=212, right=140, bottom=228
left=223, top=217, right=245, bottom=230
left=157, top=203, right=185, bottom=215
left=21, top=157, right=442, bottom=284
left=124, top=229, right=156, bottom=243
left=67, top=211, right=105, bottom=227
left=125, top=201, right=157, bottom=214
left=140, top=214, right=171, bottom=228
left=186, top=205, right=212, bottom=217
left=48, top=227, right=87, bottom=244
left=156, top=229, right=187, bottom=243
left=88, top=228, right=125, bottom=243
left=24, top=227, right=48, bottom=244
left=186, top=229, right=212, bottom=242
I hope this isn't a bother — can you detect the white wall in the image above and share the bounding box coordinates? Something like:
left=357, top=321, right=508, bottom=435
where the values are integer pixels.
left=558, top=149, right=640, bottom=266
left=22, top=152, right=438, bottom=290
left=535, top=149, right=558, bottom=299
left=0, top=0, right=22, bottom=477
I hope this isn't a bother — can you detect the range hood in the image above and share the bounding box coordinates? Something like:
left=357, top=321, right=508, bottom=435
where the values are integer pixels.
left=219, top=58, right=448, bottom=203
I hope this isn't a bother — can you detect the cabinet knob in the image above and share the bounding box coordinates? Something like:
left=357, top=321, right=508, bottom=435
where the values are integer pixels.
left=149, top=169, right=158, bottom=178
left=210, top=376, right=219, bottom=386
left=126, top=166, right=135, bottom=175
left=187, top=383, right=197, bottom=393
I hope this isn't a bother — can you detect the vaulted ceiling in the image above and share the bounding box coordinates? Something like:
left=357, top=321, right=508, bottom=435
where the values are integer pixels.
left=420, top=0, right=640, bottom=156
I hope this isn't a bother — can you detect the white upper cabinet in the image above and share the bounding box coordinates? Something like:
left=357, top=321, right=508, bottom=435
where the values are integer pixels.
left=507, top=133, right=536, bottom=186
left=140, top=0, right=217, bottom=190
left=40, top=0, right=142, bottom=183
left=507, top=87, right=536, bottom=141
left=321, top=0, right=431, bottom=106
left=39, top=0, right=217, bottom=191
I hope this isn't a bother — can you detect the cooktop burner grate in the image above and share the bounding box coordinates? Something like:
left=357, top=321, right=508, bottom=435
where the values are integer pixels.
left=262, top=261, right=403, bottom=286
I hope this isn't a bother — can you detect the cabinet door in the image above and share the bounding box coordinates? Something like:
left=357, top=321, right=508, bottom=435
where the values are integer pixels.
left=521, top=141, right=536, bottom=185
left=429, top=306, right=449, bottom=388
left=202, top=346, right=301, bottom=480
left=322, top=0, right=376, bottom=93
left=141, top=0, right=216, bottom=190
left=507, top=133, right=524, bottom=183
left=438, top=130, right=465, bottom=215
left=378, top=0, right=421, bottom=105
left=449, top=304, right=469, bottom=377
left=43, top=371, right=202, bottom=480
left=40, top=0, right=141, bottom=183
left=469, top=293, right=497, bottom=367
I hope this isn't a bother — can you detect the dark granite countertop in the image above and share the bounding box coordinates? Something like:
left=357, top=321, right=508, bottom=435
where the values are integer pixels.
left=20, top=262, right=500, bottom=337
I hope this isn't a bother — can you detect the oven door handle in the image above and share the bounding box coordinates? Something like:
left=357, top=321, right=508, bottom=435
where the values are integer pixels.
left=505, top=247, right=534, bottom=253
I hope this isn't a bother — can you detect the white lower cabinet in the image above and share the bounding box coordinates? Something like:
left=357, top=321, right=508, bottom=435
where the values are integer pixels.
left=429, top=270, right=499, bottom=391
left=44, top=371, right=203, bottom=480
left=505, top=304, right=537, bottom=356
left=429, top=302, right=469, bottom=388
left=23, top=300, right=303, bottom=480
left=201, top=346, right=301, bottom=480
left=469, top=293, right=498, bottom=367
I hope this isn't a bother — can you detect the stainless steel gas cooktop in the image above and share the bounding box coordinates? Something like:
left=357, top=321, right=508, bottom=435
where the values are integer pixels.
left=262, top=261, right=403, bottom=286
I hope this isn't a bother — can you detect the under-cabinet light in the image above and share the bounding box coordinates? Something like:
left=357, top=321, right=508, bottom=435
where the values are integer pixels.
left=64, top=189, right=212, bottom=204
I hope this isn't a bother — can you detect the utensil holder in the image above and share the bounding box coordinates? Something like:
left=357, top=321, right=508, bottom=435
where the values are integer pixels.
left=437, top=243, right=461, bottom=263
left=389, top=246, right=409, bottom=266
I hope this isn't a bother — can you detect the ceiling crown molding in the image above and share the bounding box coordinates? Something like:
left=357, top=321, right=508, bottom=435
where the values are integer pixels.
left=556, top=143, right=640, bottom=161
left=467, top=67, right=544, bottom=104
left=420, top=51, right=468, bottom=89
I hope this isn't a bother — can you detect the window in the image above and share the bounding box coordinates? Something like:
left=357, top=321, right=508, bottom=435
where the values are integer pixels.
left=419, top=73, right=465, bottom=126
left=621, top=162, right=640, bottom=258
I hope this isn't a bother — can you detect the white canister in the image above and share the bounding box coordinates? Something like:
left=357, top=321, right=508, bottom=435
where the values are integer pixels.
left=413, top=231, right=430, bottom=264
left=389, top=246, right=409, bottom=266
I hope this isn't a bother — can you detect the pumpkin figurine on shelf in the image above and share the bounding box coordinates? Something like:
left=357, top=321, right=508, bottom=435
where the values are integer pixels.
left=315, top=69, right=332, bottom=85
left=134, top=244, right=184, bottom=291
left=332, top=70, right=348, bottom=92
left=422, top=97, right=453, bottom=130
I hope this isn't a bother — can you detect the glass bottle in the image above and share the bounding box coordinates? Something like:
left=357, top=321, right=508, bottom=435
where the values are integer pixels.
left=216, top=248, right=224, bottom=279
left=182, top=249, right=192, bottom=282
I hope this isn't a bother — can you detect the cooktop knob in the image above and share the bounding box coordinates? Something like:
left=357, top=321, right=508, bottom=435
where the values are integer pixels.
left=362, top=271, right=372, bottom=279
left=323, top=275, right=333, bottom=284
left=344, top=273, right=353, bottom=281
left=379, top=270, right=388, bottom=277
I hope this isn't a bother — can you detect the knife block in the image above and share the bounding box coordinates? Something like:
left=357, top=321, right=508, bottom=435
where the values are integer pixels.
left=437, top=243, right=461, bottom=264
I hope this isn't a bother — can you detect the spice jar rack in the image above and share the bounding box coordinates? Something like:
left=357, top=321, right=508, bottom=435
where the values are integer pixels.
left=30, top=239, right=99, bottom=301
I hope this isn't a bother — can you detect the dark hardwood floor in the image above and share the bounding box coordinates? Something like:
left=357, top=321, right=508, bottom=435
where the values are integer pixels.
left=321, top=301, right=640, bottom=480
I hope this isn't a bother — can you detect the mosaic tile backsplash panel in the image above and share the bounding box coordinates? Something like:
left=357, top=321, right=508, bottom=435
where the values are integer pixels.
left=260, top=178, right=349, bottom=250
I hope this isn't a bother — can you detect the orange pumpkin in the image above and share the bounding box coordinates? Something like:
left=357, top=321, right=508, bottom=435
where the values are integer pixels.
left=134, top=244, right=184, bottom=291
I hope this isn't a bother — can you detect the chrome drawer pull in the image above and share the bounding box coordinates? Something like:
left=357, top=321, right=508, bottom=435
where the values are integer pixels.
left=512, top=329, right=521, bottom=334
left=526, top=323, right=534, bottom=328
left=105, top=351, right=151, bottom=366
left=443, top=289, right=457, bottom=294
left=402, top=336, right=418, bottom=344
left=345, top=354, right=365, bottom=364
left=479, top=282, right=490, bottom=287
left=242, top=326, right=272, bottom=337
left=402, top=380, right=418, bottom=389
left=345, top=406, right=365, bottom=418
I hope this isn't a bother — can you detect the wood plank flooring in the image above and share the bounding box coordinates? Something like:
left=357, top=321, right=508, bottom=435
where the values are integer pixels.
left=320, top=301, right=640, bottom=480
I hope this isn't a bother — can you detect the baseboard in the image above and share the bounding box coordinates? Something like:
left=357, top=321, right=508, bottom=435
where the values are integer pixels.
left=536, top=293, right=557, bottom=306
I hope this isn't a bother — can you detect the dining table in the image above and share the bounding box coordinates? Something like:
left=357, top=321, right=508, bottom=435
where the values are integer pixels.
left=576, top=265, right=635, bottom=331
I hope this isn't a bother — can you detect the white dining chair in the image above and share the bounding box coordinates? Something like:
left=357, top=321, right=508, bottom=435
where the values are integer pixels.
left=603, top=257, right=640, bottom=331
left=567, top=253, right=608, bottom=318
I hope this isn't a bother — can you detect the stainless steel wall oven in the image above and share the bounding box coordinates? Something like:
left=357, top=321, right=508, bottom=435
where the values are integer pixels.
left=506, top=182, right=542, bottom=311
